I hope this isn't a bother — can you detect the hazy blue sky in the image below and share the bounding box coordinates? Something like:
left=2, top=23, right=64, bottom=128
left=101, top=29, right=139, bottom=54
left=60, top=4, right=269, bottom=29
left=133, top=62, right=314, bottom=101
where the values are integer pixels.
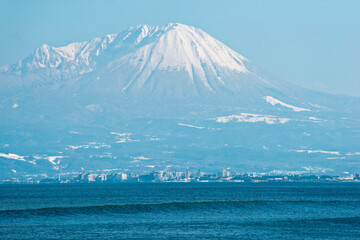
left=0, top=0, right=359, bottom=96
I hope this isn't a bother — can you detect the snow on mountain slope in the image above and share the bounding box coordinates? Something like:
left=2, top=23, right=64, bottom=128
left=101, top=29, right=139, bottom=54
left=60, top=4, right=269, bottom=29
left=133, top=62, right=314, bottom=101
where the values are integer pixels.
left=101, top=24, right=254, bottom=97
left=0, top=153, right=26, bottom=162
left=2, top=34, right=117, bottom=77
left=214, top=113, right=290, bottom=124
left=290, top=149, right=340, bottom=155
left=178, top=123, right=205, bottom=129
left=264, top=96, right=310, bottom=112
left=117, top=23, right=249, bottom=91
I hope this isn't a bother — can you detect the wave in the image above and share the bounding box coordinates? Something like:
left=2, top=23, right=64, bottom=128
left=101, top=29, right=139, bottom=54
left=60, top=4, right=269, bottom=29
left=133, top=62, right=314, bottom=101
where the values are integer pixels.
left=310, top=216, right=360, bottom=224
left=0, top=200, right=263, bottom=215
left=1, top=200, right=359, bottom=216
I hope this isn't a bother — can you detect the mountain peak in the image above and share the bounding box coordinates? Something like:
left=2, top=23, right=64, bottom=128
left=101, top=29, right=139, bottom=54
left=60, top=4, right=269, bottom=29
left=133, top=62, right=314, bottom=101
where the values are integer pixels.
left=106, top=23, right=250, bottom=95
left=165, top=22, right=195, bottom=30
left=132, top=23, right=193, bottom=32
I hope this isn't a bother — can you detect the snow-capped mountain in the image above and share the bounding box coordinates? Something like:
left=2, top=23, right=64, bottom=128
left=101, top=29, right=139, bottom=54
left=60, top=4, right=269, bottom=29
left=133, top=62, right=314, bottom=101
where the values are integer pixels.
left=0, top=23, right=359, bottom=179
left=1, top=23, right=289, bottom=99
left=4, top=24, right=248, bottom=78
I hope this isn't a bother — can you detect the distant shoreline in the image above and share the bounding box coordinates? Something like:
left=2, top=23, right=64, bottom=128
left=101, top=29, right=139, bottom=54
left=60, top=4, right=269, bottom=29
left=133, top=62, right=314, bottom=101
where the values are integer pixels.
left=2, top=181, right=360, bottom=186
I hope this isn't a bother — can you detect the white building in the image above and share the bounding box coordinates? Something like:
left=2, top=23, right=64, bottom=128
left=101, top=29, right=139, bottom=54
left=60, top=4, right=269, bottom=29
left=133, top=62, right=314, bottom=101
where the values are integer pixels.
left=87, top=174, right=96, bottom=182
left=97, top=173, right=107, bottom=182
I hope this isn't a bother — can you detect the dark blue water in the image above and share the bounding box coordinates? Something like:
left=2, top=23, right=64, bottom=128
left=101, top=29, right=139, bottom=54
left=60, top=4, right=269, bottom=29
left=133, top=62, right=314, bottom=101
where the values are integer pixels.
left=0, top=183, right=359, bottom=239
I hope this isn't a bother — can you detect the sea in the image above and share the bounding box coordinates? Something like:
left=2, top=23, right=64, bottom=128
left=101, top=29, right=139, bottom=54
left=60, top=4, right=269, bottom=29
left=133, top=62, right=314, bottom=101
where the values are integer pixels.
left=0, top=182, right=359, bottom=239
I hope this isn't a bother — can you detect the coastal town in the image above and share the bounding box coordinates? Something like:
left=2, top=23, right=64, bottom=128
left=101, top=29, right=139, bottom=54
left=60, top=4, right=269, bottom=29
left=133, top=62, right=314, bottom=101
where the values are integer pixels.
left=3, top=169, right=360, bottom=184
